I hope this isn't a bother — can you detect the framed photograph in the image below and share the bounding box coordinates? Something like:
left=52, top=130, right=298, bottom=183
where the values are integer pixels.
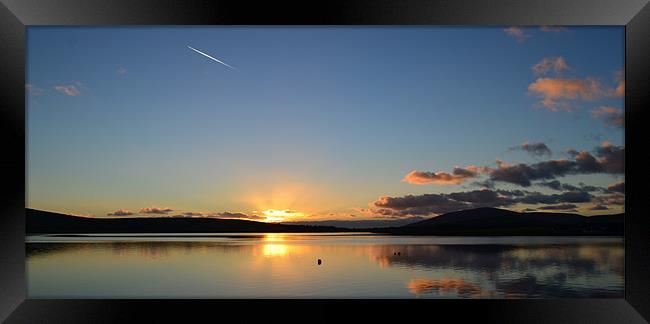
left=1, top=0, right=648, bottom=322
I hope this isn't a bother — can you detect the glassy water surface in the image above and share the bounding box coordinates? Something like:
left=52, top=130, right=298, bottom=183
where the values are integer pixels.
left=26, top=233, right=624, bottom=298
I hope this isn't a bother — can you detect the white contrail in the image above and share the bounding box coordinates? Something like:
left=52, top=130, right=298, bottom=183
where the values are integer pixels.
left=187, top=45, right=236, bottom=70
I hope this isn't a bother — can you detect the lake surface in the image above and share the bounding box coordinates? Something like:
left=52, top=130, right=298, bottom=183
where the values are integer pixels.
left=26, top=233, right=624, bottom=298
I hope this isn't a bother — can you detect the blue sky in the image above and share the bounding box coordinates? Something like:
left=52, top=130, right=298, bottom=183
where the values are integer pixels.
left=26, top=27, right=625, bottom=220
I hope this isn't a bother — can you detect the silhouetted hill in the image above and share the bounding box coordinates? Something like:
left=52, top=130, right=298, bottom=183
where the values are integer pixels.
left=26, top=209, right=350, bottom=235
left=26, top=207, right=623, bottom=236
left=377, top=207, right=623, bottom=236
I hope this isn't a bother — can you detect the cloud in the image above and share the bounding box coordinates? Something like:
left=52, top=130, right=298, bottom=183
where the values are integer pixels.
left=539, top=26, right=567, bottom=32
left=402, top=166, right=490, bottom=185
left=54, top=84, right=80, bottom=96
left=504, top=27, right=531, bottom=43
left=537, top=180, right=606, bottom=193
left=527, top=77, right=606, bottom=111
left=25, top=83, right=43, bottom=96
left=368, top=188, right=600, bottom=217
left=181, top=211, right=204, bottom=217
left=538, top=204, right=578, bottom=211
left=528, top=70, right=624, bottom=111
left=107, top=209, right=134, bottom=216
left=592, top=106, right=624, bottom=128
left=511, top=141, right=552, bottom=157
left=589, top=204, right=609, bottom=211
left=139, top=207, right=174, bottom=214
left=168, top=210, right=265, bottom=220
left=117, top=67, right=128, bottom=75
left=490, top=142, right=623, bottom=187
left=207, top=212, right=265, bottom=220
left=607, top=181, right=625, bottom=194
left=614, top=69, right=624, bottom=96
left=532, top=57, right=570, bottom=75
left=515, top=191, right=593, bottom=205
left=593, top=193, right=625, bottom=206
left=490, top=159, right=575, bottom=187
left=371, top=189, right=517, bottom=217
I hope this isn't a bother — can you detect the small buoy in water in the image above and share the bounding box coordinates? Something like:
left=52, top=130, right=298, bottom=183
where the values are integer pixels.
left=317, top=259, right=322, bottom=265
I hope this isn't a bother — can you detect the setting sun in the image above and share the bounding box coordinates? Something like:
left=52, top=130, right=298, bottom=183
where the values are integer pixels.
left=261, top=209, right=305, bottom=222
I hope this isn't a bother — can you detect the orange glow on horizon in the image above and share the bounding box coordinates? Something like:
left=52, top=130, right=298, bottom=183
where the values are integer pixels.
left=261, top=209, right=305, bottom=222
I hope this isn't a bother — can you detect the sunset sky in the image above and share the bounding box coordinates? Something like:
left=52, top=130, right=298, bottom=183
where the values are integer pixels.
left=26, top=27, right=625, bottom=222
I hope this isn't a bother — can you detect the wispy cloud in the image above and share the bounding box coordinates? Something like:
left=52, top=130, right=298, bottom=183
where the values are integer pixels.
left=510, top=141, right=552, bottom=157
left=116, top=67, right=128, bottom=75
left=537, top=204, right=578, bottom=211
left=614, top=69, right=625, bottom=96
left=592, top=106, right=624, bottom=128
left=25, top=83, right=44, bottom=96
left=54, top=84, right=80, bottom=96
left=532, top=57, right=570, bottom=75
left=503, top=27, right=531, bottom=43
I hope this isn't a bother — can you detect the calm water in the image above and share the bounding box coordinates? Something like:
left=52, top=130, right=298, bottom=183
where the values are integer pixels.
left=26, top=233, right=624, bottom=298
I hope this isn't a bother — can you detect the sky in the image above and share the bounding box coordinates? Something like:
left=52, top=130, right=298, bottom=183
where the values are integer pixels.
left=26, top=26, right=625, bottom=222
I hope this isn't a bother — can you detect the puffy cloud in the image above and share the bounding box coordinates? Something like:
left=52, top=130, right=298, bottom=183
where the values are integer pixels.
left=490, top=159, right=574, bottom=187
left=402, top=166, right=490, bottom=185
left=372, top=189, right=518, bottom=217
left=511, top=141, right=552, bottom=157
left=107, top=209, right=134, bottom=216
left=593, top=141, right=624, bottom=173
left=54, top=84, right=80, bottom=96
left=532, top=57, right=570, bottom=75
left=490, top=142, right=623, bottom=187
left=527, top=77, right=605, bottom=111
left=139, top=207, right=174, bottom=214
left=528, top=68, right=624, bottom=111
left=592, top=106, right=624, bottom=128
left=504, top=27, right=531, bottom=43
left=368, top=188, right=598, bottom=217
left=538, top=204, right=578, bottom=211
left=608, top=181, right=624, bottom=194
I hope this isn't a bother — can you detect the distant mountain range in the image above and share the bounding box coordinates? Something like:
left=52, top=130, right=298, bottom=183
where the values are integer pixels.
left=26, top=207, right=623, bottom=236
left=376, top=207, right=623, bottom=236
left=25, top=209, right=347, bottom=234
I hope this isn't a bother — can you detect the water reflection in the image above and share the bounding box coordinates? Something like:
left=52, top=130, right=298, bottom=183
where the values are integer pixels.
left=407, top=278, right=495, bottom=298
left=26, top=235, right=623, bottom=298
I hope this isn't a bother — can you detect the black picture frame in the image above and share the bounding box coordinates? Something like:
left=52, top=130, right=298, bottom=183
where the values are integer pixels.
left=1, top=0, right=648, bottom=322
